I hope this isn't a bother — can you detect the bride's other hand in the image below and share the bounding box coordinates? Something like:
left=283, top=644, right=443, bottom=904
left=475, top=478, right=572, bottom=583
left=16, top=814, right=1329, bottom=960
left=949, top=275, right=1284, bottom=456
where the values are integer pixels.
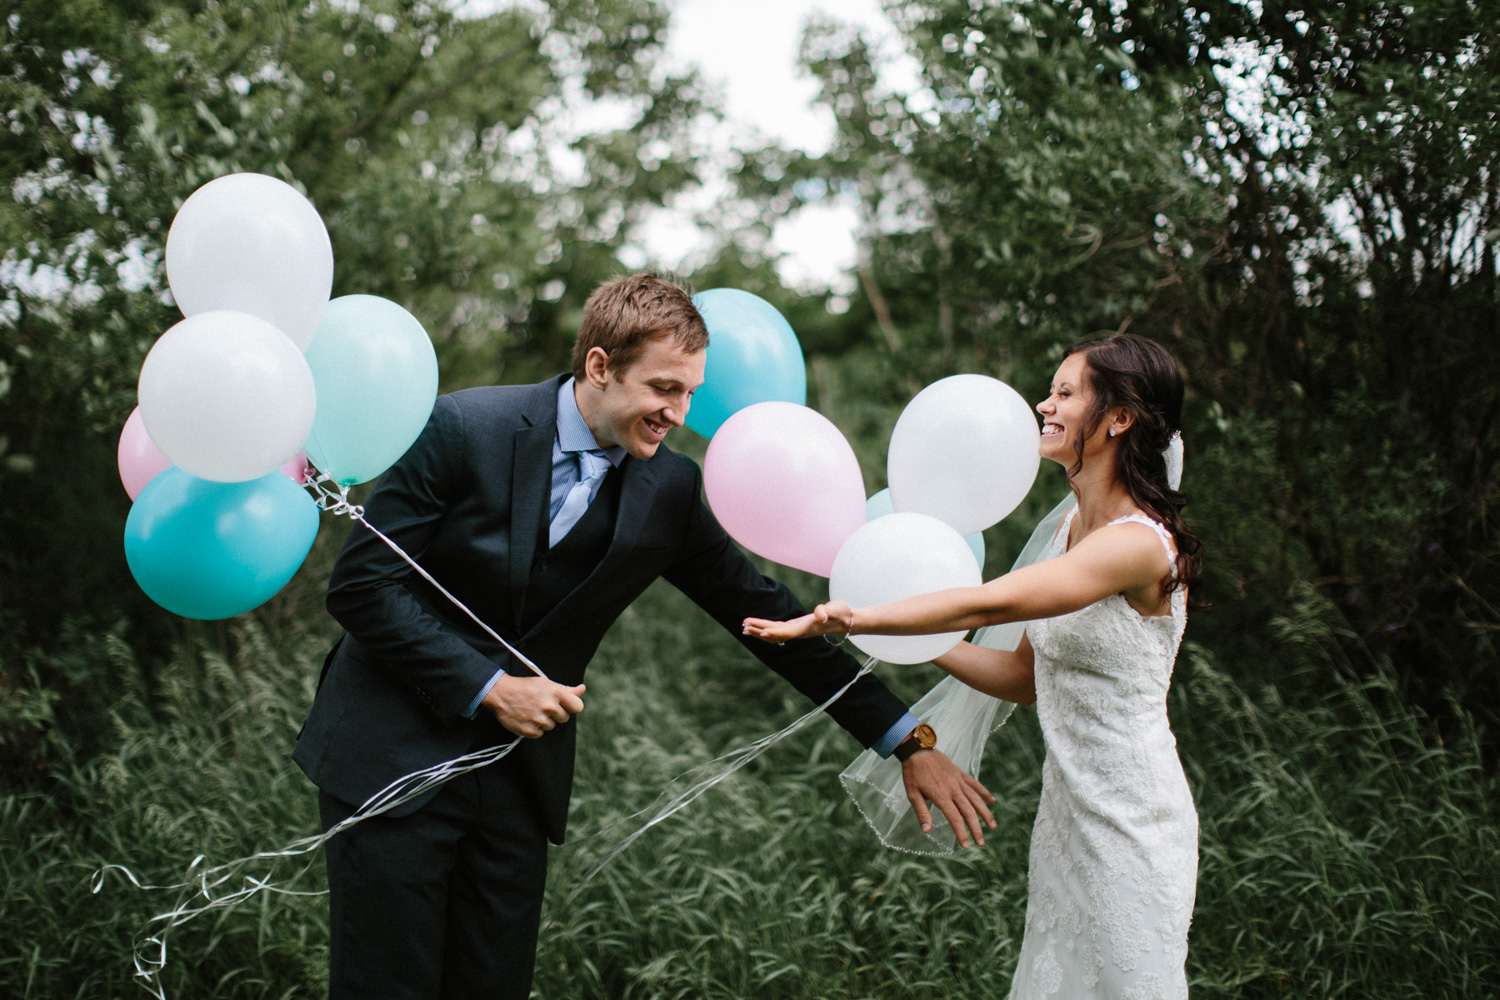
left=742, top=600, right=853, bottom=643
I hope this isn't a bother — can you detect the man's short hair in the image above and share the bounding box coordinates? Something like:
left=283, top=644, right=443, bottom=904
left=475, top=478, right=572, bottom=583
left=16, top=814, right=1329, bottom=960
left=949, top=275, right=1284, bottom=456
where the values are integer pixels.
left=571, top=273, right=709, bottom=380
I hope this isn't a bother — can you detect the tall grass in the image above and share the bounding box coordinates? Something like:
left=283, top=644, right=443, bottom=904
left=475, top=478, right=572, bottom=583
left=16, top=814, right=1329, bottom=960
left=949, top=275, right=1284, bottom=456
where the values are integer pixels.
left=1178, top=587, right=1500, bottom=997
left=1, top=623, right=331, bottom=998
left=2, top=582, right=1494, bottom=997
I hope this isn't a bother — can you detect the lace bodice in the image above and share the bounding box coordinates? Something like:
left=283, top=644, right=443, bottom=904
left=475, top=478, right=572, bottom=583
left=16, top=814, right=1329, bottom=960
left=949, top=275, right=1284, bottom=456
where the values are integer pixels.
left=1007, top=508, right=1197, bottom=999
left=1027, top=512, right=1187, bottom=807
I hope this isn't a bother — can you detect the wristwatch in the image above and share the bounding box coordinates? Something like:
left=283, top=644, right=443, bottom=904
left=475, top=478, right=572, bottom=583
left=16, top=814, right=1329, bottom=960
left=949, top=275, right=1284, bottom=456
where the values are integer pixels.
left=893, top=722, right=937, bottom=762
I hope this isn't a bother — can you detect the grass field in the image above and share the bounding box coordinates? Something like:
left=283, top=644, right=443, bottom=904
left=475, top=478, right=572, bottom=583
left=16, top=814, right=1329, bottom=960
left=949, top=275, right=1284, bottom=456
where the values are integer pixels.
left=2, top=579, right=1495, bottom=998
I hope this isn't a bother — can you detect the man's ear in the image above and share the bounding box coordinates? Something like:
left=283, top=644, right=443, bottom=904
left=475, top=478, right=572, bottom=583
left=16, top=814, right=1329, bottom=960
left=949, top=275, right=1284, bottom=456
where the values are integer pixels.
left=583, top=346, right=611, bottom=390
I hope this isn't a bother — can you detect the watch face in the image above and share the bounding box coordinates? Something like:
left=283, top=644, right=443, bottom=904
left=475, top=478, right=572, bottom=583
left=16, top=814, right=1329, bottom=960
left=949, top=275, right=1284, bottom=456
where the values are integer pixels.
left=915, top=723, right=937, bottom=749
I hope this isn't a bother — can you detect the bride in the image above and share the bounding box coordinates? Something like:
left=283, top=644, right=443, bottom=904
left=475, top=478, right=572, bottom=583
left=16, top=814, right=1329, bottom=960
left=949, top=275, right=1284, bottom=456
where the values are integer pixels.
left=744, top=333, right=1203, bottom=998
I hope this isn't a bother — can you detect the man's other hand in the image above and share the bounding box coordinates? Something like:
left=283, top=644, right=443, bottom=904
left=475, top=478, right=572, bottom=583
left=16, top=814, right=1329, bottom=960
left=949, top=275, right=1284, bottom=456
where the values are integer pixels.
left=482, top=674, right=586, bottom=738
left=900, top=749, right=997, bottom=848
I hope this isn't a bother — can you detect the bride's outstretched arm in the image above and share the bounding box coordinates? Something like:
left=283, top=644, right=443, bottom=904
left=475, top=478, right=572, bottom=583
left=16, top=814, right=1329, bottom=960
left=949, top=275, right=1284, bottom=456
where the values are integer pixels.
left=933, top=634, right=1036, bottom=705
left=743, top=519, right=1169, bottom=643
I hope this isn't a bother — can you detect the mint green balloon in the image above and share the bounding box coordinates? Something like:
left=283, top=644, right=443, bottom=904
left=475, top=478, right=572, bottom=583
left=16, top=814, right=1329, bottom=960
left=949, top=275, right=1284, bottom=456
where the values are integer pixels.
left=304, top=294, right=438, bottom=485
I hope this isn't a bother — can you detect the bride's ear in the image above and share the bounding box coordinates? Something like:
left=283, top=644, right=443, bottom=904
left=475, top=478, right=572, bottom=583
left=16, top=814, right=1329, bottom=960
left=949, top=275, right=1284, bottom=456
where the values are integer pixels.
left=1107, top=407, right=1135, bottom=438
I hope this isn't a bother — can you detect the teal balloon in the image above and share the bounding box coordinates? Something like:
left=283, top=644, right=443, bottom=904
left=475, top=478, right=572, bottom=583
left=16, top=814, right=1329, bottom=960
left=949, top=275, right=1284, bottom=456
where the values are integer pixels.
left=304, top=294, right=438, bottom=485
left=124, top=467, right=320, bottom=620
left=866, top=489, right=986, bottom=571
left=687, top=288, right=806, bottom=438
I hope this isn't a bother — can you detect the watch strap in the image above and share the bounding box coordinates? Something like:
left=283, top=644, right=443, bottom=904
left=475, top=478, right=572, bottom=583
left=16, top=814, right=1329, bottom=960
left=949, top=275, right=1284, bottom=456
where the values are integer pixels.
left=893, top=722, right=936, bottom=762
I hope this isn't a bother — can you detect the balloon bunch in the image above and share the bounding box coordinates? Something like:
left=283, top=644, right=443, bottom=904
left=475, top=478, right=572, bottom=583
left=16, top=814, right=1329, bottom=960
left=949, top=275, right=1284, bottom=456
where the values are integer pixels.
left=118, top=173, right=438, bottom=620
left=696, top=296, right=1041, bottom=665
left=833, top=374, right=1040, bottom=663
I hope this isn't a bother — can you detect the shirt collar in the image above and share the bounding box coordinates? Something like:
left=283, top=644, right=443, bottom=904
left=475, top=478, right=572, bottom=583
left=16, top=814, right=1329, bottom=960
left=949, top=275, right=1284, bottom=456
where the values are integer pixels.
left=556, top=377, right=626, bottom=468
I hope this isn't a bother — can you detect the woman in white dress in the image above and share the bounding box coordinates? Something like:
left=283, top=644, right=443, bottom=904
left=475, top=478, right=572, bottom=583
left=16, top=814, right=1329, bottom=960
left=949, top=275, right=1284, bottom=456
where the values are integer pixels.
left=744, top=333, right=1203, bottom=999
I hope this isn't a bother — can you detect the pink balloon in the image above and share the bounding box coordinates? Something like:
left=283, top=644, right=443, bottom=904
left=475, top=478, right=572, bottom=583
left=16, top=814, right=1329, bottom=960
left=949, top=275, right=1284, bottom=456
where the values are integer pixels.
left=278, top=450, right=309, bottom=486
left=703, top=401, right=866, bottom=577
left=120, top=412, right=309, bottom=501
left=118, top=407, right=172, bottom=500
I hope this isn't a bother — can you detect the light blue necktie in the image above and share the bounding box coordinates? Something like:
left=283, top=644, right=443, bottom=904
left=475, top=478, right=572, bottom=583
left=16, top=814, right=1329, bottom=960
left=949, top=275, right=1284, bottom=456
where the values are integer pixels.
left=548, top=449, right=610, bottom=549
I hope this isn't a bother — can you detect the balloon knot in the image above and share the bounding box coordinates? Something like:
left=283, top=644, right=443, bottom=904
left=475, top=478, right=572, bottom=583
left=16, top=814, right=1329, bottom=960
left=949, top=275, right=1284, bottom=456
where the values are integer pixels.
left=305, top=471, right=364, bottom=519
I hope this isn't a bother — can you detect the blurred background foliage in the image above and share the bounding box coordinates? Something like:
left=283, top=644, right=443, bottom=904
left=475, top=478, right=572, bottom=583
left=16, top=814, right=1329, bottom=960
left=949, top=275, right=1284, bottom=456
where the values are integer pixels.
left=755, top=0, right=1500, bottom=734
left=1, top=0, right=1496, bottom=996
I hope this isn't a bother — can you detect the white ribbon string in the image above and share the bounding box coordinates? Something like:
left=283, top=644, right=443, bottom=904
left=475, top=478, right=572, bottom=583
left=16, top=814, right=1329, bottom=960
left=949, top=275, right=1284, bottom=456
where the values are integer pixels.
left=96, top=467, right=879, bottom=996
left=92, top=732, right=530, bottom=997
left=305, top=473, right=548, bottom=680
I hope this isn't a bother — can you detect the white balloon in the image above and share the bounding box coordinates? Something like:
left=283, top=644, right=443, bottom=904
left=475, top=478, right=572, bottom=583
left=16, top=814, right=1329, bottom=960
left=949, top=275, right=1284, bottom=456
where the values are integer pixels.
left=165, top=173, right=334, bottom=351
left=138, top=311, right=317, bottom=483
left=887, top=374, right=1041, bottom=536
left=830, top=512, right=984, bottom=664
left=866, top=487, right=986, bottom=571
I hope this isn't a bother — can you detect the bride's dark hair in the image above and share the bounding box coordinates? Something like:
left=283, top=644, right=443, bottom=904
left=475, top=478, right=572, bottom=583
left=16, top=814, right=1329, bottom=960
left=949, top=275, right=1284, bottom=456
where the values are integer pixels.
left=1064, top=333, right=1204, bottom=597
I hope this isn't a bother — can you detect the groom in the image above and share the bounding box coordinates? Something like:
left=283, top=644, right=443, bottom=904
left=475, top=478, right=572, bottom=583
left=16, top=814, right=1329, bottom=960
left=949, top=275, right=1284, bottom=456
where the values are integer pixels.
left=294, top=273, right=995, bottom=999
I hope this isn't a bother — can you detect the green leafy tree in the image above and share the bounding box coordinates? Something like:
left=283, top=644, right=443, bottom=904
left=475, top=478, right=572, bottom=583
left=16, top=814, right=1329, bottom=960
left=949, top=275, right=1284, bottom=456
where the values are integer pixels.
left=0, top=0, right=712, bottom=775
left=773, top=0, right=1498, bottom=733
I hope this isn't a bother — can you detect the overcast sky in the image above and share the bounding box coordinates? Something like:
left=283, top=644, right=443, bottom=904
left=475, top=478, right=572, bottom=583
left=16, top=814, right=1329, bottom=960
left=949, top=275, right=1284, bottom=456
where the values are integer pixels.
left=637, top=0, right=915, bottom=290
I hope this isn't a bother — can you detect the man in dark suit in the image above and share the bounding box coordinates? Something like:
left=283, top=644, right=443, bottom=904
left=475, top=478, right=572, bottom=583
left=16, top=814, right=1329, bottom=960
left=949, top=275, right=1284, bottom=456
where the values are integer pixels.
left=294, top=273, right=995, bottom=999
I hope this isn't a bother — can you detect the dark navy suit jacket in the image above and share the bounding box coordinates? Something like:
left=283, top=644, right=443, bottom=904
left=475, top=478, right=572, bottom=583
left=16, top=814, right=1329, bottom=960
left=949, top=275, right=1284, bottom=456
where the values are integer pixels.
left=294, top=375, right=908, bottom=843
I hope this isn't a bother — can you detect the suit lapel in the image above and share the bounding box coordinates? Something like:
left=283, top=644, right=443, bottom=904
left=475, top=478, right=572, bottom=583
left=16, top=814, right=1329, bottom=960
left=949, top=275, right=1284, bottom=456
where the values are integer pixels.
left=508, top=378, right=566, bottom=631
left=606, top=452, right=656, bottom=557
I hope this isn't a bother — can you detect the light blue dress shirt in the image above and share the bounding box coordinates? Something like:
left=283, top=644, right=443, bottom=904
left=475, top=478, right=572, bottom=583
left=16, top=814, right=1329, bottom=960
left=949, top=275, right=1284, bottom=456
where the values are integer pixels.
left=462, top=379, right=623, bottom=718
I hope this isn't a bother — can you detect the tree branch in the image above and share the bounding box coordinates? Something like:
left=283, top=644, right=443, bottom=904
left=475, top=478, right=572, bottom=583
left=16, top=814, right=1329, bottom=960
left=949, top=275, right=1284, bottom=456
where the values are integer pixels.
left=333, top=41, right=533, bottom=140
left=857, top=261, right=902, bottom=352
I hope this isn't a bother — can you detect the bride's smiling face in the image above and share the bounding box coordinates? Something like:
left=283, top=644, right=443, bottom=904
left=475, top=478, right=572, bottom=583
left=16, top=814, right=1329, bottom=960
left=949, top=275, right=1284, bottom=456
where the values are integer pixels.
left=1036, top=352, right=1100, bottom=465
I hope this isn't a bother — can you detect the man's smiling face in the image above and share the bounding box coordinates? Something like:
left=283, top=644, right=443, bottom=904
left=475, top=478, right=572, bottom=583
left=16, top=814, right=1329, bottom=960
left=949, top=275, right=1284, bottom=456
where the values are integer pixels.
left=581, top=333, right=707, bottom=459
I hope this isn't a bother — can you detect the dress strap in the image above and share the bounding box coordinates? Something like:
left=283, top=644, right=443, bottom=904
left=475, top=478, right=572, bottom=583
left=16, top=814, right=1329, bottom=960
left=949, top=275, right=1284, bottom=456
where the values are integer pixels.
left=1060, top=505, right=1080, bottom=532
left=1053, top=505, right=1080, bottom=552
left=1108, top=513, right=1178, bottom=579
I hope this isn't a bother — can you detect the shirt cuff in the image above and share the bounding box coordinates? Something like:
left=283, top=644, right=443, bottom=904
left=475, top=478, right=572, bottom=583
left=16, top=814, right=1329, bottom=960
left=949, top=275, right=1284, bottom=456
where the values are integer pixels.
left=462, top=666, right=508, bottom=720
left=872, top=712, right=920, bottom=759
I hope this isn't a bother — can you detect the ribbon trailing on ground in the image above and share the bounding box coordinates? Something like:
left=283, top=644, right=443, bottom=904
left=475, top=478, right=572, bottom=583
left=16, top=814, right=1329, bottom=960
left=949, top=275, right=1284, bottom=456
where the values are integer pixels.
left=91, top=707, right=531, bottom=998
left=94, top=470, right=877, bottom=997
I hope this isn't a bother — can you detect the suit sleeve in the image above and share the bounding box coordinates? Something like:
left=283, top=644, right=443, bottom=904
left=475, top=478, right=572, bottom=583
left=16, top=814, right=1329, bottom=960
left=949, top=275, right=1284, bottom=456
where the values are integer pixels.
left=661, top=462, right=910, bottom=750
left=325, top=396, right=503, bottom=721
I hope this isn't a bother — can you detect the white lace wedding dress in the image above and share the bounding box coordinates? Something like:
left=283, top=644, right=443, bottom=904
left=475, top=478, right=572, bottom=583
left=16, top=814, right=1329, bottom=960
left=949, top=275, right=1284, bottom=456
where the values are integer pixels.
left=1008, top=508, right=1198, bottom=999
